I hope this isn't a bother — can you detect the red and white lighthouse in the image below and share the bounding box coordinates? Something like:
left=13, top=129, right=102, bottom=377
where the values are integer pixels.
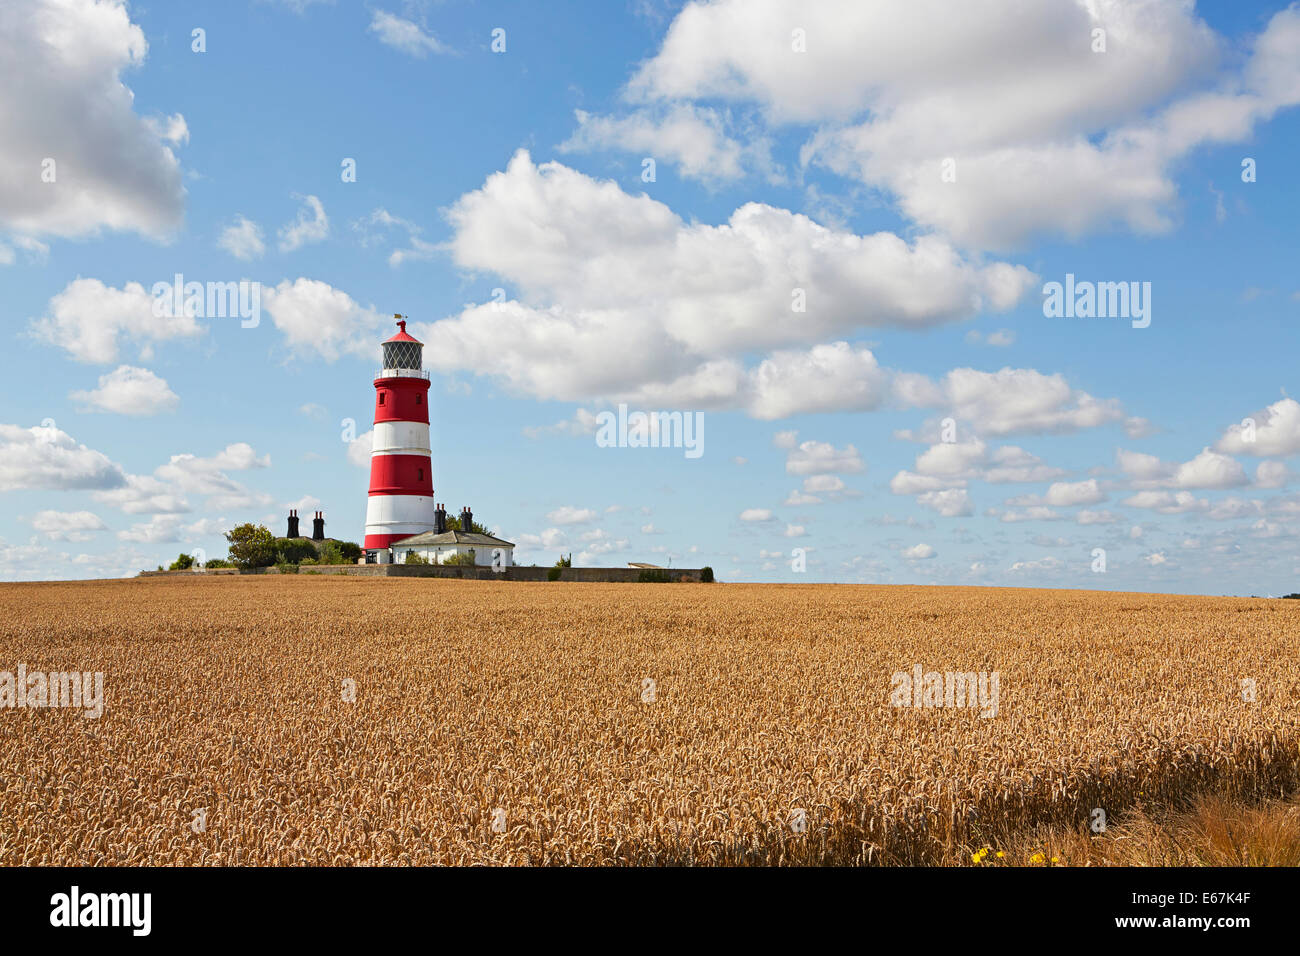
left=364, top=318, right=437, bottom=553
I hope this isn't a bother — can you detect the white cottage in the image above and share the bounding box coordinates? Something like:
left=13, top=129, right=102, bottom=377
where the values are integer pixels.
left=389, top=529, right=515, bottom=567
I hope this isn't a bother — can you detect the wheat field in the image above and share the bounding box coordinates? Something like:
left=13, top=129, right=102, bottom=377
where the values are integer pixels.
left=1, top=576, right=1297, bottom=865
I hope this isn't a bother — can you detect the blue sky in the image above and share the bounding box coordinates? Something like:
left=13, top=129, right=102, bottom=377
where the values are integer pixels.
left=2, top=0, right=1299, bottom=593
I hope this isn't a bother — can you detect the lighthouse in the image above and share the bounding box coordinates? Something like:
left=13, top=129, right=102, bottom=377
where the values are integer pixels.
left=363, top=317, right=437, bottom=557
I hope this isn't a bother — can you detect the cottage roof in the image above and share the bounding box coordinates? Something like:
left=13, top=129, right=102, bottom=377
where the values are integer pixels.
left=390, top=529, right=515, bottom=548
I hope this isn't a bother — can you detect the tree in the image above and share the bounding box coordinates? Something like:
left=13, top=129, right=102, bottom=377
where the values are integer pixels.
left=555, top=553, right=572, bottom=568
left=445, top=515, right=490, bottom=535
left=224, top=523, right=277, bottom=570
left=700, top=566, right=715, bottom=583
left=168, top=552, right=194, bottom=571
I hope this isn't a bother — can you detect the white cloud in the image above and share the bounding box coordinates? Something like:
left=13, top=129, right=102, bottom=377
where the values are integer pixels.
left=897, top=367, right=1125, bottom=437
left=785, top=439, right=864, bottom=476
left=347, top=430, right=373, bottom=468
left=31, top=278, right=204, bottom=364
left=218, top=215, right=266, bottom=260
left=627, top=0, right=1300, bottom=250
left=783, top=490, right=821, bottom=506
left=70, top=365, right=179, bottom=416
left=783, top=524, right=806, bottom=538
left=516, top=528, right=570, bottom=551
left=1120, top=490, right=1209, bottom=514
left=262, top=278, right=387, bottom=362
left=917, top=488, right=972, bottom=517
left=1043, top=478, right=1106, bottom=507
left=118, top=514, right=184, bottom=544
left=1255, top=461, right=1290, bottom=489
left=368, top=11, right=450, bottom=57
left=559, top=105, right=749, bottom=183
left=0, top=0, right=185, bottom=240
left=1215, top=398, right=1300, bottom=457
left=547, top=506, right=598, bottom=525
left=411, top=151, right=1032, bottom=413
left=902, top=543, right=936, bottom=560
left=739, top=508, right=774, bottom=522
left=1119, top=446, right=1248, bottom=490
left=278, top=194, right=329, bottom=252
left=30, top=509, right=107, bottom=542
left=92, top=442, right=270, bottom=515
left=966, top=328, right=1015, bottom=347
left=1076, top=509, right=1121, bottom=525
left=0, top=423, right=126, bottom=491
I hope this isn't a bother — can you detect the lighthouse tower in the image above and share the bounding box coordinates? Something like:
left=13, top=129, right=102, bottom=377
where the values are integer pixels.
left=364, top=318, right=436, bottom=555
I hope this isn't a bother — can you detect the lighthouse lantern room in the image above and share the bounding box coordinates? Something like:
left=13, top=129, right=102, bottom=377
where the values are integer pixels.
left=363, top=317, right=437, bottom=559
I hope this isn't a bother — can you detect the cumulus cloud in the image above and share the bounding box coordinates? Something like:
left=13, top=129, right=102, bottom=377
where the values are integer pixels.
left=368, top=11, right=451, bottom=57
left=31, top=278, right=204, bottom=364
left=278, top=194, right=329, bottom=252
left=626, top=0, right=1300, bottom=250
left=559, top=105, right=751, bottom=183
left=547, top=506, right=598, bottom=525
left=262, top=278, right=387, bottom=362
left=902, top=543, right=936, bottom=560
left=70, top=365, right=179, bottom=416
left=218, top=215, right=266, bottom=260
left=92, top=442, right=271, bottom=514
left=739, top=508, right=774, bottom=522
left=29, top=509, right=108, bottom=542
left=1118, top=446, right=1249, bottom=490
left=0, top=423, right=126, bottom=492
left=1215, top=398, right=1300, bottom=457
left=407, top=150, right=1031, bottom=415
left=0, top=0, right=186, bottom=240
left=917, top=488, right=973, bottom=517
left=784, top=439, right=864, bottom=476
left=895, top=367, right=1126, bottom=437
left=347, top=430, right=373, bottom=468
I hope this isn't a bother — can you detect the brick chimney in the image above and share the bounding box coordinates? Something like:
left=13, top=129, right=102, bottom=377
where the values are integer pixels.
left=286, top=510, right=299, bottom=538
left=434, top=503, right=446, bottom=534
left=460, top=506, right=473, bottom=534
left=312, top=511, right=325, bottom=541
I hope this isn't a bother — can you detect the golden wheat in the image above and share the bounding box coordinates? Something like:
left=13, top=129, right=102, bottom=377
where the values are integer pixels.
left=1, top=577, right=1297, bottom=865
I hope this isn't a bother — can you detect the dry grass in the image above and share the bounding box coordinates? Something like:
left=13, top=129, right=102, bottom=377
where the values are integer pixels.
left=1, top=577, right=1298, bottom=865
left=958, top=792, right=1300, bottom=867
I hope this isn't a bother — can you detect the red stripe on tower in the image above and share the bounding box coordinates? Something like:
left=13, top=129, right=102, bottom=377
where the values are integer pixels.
left=364, top=317, right=437, bottom=550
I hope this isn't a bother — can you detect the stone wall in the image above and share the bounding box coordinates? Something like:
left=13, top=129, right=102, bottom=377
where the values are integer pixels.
left=139, top=565, right=707, bottom=583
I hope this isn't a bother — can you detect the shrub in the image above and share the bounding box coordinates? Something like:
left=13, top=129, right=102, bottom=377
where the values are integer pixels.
left=547, top=566, right=562, bottom=581
left=700, top=566, right=714, bottom=583
left=555, top=554, right=572, bottom=568
left=168, top=553, right=194, bottom=571
left=404, top=551, right=429, bottom=565
left=275, top=561, right=299, bottom=574
left=276, top=539, right=318, bottom=565
left=443, top=552, right=476, bottom=567
left=315, top=541, right=350, bottom=565
left=336, top=541, right=363, bottom=563
left=202, top=557, right=231, bottom=569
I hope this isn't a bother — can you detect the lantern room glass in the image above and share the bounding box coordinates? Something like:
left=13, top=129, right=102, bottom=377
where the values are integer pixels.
left=383, top=340, right=422, bottom=370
